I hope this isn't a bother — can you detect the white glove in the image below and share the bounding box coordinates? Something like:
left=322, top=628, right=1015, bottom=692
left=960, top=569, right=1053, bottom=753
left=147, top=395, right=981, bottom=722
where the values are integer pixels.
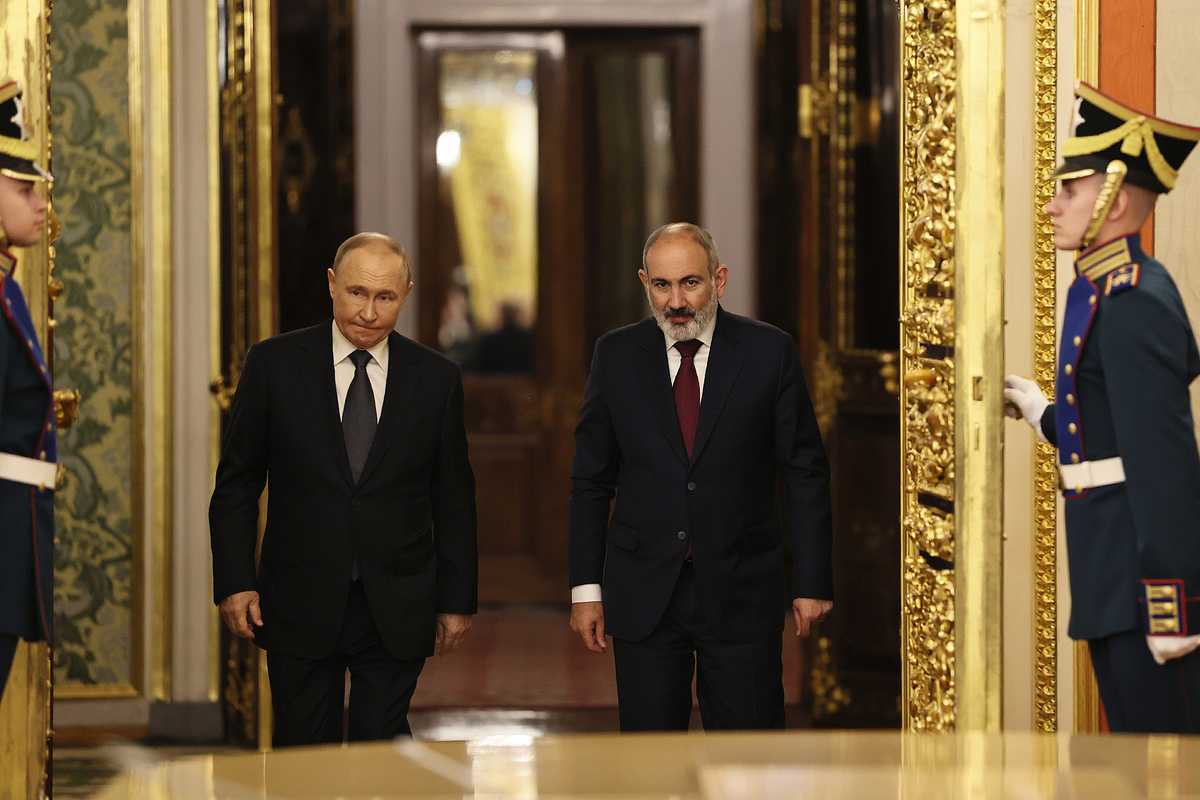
left=1003, top=375, right=1050, bottom=443
left=1146, top=634, right=1200, bottom=665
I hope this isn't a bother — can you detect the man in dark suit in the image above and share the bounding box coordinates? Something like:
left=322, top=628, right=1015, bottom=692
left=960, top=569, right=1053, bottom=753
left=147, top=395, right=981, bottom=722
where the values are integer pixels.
left=210, top=232, right=477, bottom=745
left=568, top=222, right=833, bottom=731
left=1005, top=84, right=1200, bottom=732
left=0, top=77, right=55, bottom=701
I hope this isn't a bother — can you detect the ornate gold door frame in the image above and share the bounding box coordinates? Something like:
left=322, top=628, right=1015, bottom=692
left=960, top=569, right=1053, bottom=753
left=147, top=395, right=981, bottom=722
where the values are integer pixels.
left=900, top=0, right=1007, bottom=731
left=211, top=0, right=277, bottom=749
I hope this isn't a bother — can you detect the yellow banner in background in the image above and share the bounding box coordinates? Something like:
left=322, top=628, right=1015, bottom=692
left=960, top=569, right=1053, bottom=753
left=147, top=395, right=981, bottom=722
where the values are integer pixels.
left=443, top=82, right=538, bottom=332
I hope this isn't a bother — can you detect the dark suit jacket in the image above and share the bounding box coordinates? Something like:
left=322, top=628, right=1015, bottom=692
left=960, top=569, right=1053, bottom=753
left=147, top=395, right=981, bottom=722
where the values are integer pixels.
left=1041, top=234, right=1200, bottom=640
left=0, top=253, right=55, bottom=643
left=209, top=322, right=477, bottom=660
left=569, top=307, right=833, bottom=642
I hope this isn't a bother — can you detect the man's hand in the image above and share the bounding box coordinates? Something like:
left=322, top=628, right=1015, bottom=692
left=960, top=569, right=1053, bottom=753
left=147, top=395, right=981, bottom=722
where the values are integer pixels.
left=1004, top=375, right=1050, bottom=431
left=219, top=590, right=263, bottom=640
left=569, top=601, right=607, bottom=652
left=435, top=614, right=472, bottom=655
left=792, top=597, right=832, bottom=638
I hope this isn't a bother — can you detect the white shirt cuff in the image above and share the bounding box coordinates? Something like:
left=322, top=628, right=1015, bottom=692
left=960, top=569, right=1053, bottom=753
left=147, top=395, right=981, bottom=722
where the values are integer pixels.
left=571, top=584, right=602, bottom=603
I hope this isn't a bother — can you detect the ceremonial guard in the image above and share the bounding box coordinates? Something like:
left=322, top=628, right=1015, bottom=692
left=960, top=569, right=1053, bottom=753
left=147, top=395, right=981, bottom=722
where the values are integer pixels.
left=0, top=77, right=55, bottom=699
left=1006, top=83, right=1200, bottom=732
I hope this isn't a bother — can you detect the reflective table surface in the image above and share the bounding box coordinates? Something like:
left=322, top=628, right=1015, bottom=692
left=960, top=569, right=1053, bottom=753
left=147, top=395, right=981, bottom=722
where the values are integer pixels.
left=93, top=730, right=1200, bottom=798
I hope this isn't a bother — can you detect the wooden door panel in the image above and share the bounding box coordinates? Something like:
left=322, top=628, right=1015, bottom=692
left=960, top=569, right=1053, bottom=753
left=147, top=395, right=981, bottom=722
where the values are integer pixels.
left=470, top=439, right=538, bottom=556
left=758, top=0, right=901, bottom=727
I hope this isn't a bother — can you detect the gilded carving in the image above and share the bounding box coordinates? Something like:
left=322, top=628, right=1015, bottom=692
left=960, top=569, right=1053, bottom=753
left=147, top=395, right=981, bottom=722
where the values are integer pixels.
left=1032, top=0, right=1059, bottom=732
left=899, top=0, right=957, bottom=731
left=810, top=339, right=844, bottom=436
left=810, top=635, right=852, bottom=720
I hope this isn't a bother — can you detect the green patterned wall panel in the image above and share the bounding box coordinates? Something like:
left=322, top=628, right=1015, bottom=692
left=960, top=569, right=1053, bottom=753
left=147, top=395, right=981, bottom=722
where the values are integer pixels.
left=50, top=0, right=135, bottom=689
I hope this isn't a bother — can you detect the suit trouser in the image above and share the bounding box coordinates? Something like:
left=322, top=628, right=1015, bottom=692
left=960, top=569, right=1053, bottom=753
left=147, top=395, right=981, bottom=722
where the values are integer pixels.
left=0, top=634, right=17, bottom=702
left=612, top=561, right=785, bottom=732
left=1089, top=629, right=1200, bottom=733
left=266, top=581, right=425, bottom=747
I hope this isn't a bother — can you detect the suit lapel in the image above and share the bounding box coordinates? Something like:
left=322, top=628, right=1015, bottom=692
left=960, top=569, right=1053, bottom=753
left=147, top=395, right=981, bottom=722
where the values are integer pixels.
left=690, top=308, right=743, bottom=466
left=635, top=319, right=689, bottom=466
left=357, top=331, right=419, bottom=486
left=303, top=323, right=354, bottom=487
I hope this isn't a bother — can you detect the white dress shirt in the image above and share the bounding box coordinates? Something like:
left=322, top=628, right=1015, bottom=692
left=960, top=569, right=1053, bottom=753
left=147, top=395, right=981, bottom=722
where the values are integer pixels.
left=571, top=312, right=718, bottom=604
left=332, top=320, right=389, bottom=421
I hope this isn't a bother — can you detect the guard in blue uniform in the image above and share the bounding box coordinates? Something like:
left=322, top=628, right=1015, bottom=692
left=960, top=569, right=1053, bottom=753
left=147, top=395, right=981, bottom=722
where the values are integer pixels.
left=1006, top=83, right=1200, bottom=732
left=0, top=77, right=56, bottom=700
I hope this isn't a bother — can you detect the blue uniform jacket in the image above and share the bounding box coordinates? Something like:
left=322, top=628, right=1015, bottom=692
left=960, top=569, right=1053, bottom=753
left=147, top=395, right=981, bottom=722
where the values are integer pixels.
left=0, top=248, right=56, bottom=642
left=1041, top=234, right=1200, bottom=640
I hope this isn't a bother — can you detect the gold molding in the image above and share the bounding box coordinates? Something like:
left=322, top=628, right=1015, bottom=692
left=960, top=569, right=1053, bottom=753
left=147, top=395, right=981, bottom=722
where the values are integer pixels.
left=900, top=0, right=1006, bottom=732
left=1032, top=0, right=1059, bottom=734
left=253, top=0, right=278, bottom=338
left=214, top=0, right=276, bottom=746
left=1069, top=0, right=1103, bottom=734
left=208, top=0, right=223, bottom=705
left=810, top=339, right=844, bottom=437
left=1073, top=641, right=1102, bottom=732
left=954, top=0, right=1006, bottom=734
left=832, top=0, right=856, bottom=351
left=900, top=0, right=959, bottom=732
left=1075, top=0, right=1100, bottom=86
left=810, top=635, right=851, bottom=720
left=82, top=0, right=174, bottom=704
left=53, top=683, right=140, bottom=700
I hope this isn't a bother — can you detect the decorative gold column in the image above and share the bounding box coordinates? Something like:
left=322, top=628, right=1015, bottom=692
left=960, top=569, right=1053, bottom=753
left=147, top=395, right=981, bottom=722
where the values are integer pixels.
left=953, top=0, right=1006, bottom=733
left=128, top=0, right=175, bottom=705
left=1071, top=0, right=1103, bottom=736
left=1031, top=0, right=1060, bottom=733
left=900, top=0, right=959, bottom=731
left=212, top=0, right=277, bottom=749
left=900, top=0, right=1007, bottom=731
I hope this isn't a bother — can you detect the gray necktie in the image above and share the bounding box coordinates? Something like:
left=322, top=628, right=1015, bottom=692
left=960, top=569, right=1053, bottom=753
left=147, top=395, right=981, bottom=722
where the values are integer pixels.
left=343, top=349, right=377, bottom=483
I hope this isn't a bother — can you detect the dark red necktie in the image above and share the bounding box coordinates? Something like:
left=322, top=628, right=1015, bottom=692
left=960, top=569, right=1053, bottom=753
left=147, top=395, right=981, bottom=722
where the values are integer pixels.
left=673, top=339, right=702, bottom=458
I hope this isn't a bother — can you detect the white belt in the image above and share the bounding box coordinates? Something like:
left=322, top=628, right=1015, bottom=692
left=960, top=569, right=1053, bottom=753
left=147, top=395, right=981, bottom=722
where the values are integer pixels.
left=1059, top=457, right=1125, bottom=491
left=0, top=452, right=58, bottom=489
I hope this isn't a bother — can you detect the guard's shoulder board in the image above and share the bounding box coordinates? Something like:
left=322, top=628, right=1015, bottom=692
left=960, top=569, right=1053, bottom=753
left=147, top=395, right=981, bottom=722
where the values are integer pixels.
left=1104, top=263, right=1141, bottom=296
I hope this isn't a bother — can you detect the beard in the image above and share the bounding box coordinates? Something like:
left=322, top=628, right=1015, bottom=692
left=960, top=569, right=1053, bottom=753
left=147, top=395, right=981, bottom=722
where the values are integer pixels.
left=649, top=290, right=718, bottom=341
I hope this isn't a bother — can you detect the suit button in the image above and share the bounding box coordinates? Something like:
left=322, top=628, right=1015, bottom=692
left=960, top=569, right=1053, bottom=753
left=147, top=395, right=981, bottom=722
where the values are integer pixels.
left=687, top=482, right=696, bottom=492
left=677, top=530, right=687, bottom=540
left=1068, top=423, right=1077, bottom=435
